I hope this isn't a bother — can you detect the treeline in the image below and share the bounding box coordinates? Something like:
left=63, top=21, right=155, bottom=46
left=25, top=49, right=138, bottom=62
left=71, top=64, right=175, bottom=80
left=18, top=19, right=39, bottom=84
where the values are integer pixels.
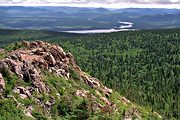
left=0, top=29, right=179, bottom=119
left=0, top=29, right=82, bottom=48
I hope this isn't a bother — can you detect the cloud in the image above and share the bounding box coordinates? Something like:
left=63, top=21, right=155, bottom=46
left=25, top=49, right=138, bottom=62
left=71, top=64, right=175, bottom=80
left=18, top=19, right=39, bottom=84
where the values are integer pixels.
left=1, top=0, right=180, bottom=4
left=0, top=0, right=180, bottom=8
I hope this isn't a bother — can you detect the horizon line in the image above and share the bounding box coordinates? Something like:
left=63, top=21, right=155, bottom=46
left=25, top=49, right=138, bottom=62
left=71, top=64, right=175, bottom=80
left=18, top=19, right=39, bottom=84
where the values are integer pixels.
left=0, top=3, right=180, bottom=9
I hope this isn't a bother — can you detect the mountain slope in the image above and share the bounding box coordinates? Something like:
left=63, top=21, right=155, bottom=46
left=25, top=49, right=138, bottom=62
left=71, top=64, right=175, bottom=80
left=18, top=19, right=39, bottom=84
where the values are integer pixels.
left=0, top=41, right=161, bottom=119
left=0, top=6, right=180, bottom=30
left=133, top=13, right=180, bottom=29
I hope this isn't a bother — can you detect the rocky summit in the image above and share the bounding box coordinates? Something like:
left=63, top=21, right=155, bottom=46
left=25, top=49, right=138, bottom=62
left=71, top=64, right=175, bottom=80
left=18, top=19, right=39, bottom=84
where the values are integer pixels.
left=0, top=41, right=162, bottom=120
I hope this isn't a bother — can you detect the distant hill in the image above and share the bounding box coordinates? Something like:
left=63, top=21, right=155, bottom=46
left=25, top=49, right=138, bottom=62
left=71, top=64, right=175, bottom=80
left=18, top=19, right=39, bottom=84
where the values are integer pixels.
left=133, top=13, right=180, bottom=29
left=0, top=6, right=180, bottom=31
left=115, top=8, right=180, bottom=15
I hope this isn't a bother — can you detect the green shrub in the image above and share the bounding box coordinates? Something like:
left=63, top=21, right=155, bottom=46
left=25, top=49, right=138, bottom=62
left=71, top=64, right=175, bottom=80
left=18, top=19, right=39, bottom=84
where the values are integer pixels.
left=4, top=42, right=25, bottom=51
left=32, top=112, right=48, bottom=120
left=0, top=68, right=18, bottom=95
left=73, top=99, right=89, bottom=120
left=0, top=99, right=32, bottom=120
left=0, top=53, right=5, bottom=59
left=69, top=67, right=80, bottom=80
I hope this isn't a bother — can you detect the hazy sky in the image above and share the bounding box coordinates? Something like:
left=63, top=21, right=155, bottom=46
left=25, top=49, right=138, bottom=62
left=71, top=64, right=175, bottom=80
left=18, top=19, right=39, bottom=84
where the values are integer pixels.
left=0, top=0, right=180, bottom=9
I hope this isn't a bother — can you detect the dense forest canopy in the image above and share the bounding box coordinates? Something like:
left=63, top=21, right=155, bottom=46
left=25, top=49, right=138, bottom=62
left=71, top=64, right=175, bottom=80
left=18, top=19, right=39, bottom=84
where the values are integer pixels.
left=0, top=29, right=179, bottom=119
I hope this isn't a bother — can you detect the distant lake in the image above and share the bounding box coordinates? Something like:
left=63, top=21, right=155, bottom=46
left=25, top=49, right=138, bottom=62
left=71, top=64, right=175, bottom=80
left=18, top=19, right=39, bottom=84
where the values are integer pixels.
left=63, top=22, right=136, bottom=34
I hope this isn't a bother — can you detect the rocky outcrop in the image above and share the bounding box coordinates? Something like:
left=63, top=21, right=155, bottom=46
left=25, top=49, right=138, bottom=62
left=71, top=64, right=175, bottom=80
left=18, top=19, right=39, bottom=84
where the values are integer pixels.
left=0, top=41, right=114, bottom=114
left=24, top=106, right=35, bottom=119
left=0, top=41, right=112, bottom=96
left=0, top=73, right=5, bottom=92
left=75, top=88, right=118, bottom=113
left=124, top=110, right=132, bottom=120
left=100, top=97, right=111, bottom=106
left=0, top=41, right=112, bottom=116
left=120, top=96, right=142, bottom=119
left=80, top=73, right=112, bottom=97
left=13, top=86, right=32, bottom=99
left=76, top=89, right=89, bottom=98
left=119, top=96, right=131, bottom=105
left=0, top=48, right=4, bottom=53
left=154, top=112, right=163, bottom=119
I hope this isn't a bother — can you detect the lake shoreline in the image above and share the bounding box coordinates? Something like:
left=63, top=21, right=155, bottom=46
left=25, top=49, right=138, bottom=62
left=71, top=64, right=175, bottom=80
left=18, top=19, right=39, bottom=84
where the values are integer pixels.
left=63, top=21, right=136, bottom=34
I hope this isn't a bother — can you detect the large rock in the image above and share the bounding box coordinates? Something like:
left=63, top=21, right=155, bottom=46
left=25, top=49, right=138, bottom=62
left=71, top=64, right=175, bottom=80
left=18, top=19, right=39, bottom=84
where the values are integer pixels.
left=75, top=89, right=89, bottom=98
left=13, top=86, right=32, bottom=99
left=119, top=96, right=131, bottom=105
left=100, top=97, right=111, bottom=106
left=4, top=58, right=23, bottom=78
left=27, top=67, right=49, bottom=93
left=24, top=106, right=35, bottom=119
left=0, top=48, right=5, bottom=53
left=123, top=110, right=132, bottom=120
left=0, top=73, right=5, bottom=92
left=49, top=45, right=66, bottom=62
left=44, top=53, right=56, bottom=66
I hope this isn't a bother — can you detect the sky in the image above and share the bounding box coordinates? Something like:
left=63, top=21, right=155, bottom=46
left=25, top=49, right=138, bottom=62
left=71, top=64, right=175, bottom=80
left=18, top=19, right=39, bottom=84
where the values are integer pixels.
left=0, top=0, right=180, bottom=9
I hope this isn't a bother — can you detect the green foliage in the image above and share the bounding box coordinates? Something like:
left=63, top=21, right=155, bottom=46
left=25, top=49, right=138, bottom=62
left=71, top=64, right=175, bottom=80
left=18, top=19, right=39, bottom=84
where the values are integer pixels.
left=0, top=68, right=18, bottom=95
left=69, top=67, right=81, bottom=80
left=73, top=99, right=89, bottom=119
left=0, top=29, right=81, bottom=48
left=4, top=42, right=26, bottom=51
left=0, top=52, right=5, bottom=59
left=0, top=65, right=160, bottom=120
left=0, top=99, right=33, bottom=120
left=43, top=73, right=91, bottom=119
left=1, top=29, right=179, bottom=119
left=32, top=112, right=48, bottom=120
left=51, top=98, right=91, bottom=119
left=21, top=98, right=36, bottom=106
left=56, top=29, right=180, bottom=119
left=42, top=71, right=157, bottom=119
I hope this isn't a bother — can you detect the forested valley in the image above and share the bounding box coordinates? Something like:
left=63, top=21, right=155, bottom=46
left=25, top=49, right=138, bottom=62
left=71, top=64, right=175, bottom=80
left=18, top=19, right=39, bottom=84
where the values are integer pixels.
left=0, top=29, right=179, bottom=119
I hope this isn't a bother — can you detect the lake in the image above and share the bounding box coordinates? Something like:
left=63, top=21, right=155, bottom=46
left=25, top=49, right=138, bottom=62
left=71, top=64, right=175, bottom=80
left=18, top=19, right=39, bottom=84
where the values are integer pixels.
left=63, top=22, right=136, bottom=34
